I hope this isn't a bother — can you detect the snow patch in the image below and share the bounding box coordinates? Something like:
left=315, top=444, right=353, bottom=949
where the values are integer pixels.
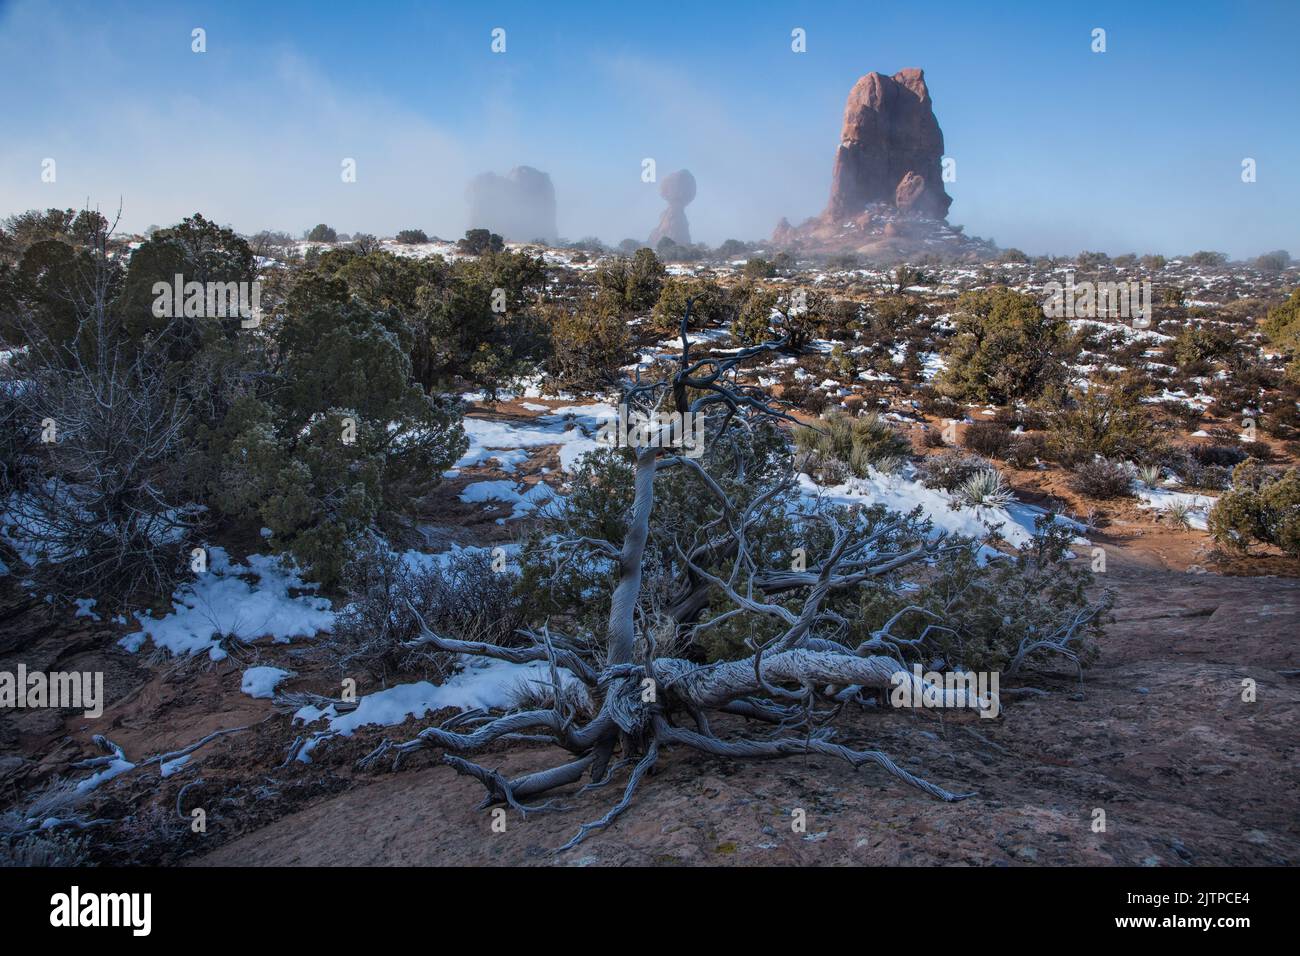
left=120, top=547, right=334, bottom=661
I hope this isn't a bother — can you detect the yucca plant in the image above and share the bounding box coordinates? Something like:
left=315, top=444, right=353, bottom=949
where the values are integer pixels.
left=871, top=454, right=906, bottom=476
left=958, top=468, right=1016, bottom=508
left=1162, top=499, right=1195, bottom=530
left=1137, top=463, right=1164, bottom=487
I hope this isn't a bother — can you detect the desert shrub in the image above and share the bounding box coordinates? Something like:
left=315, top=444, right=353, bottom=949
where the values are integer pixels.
left=350, top=233, right=380, bottom=254
left=655, top=237, right=684, bottom=260
left=1045, top=381, right=1165, bottom=464
left=1166, top=450, right=1232, bottom=491
left=732, top=285, right=779, bottom=345
left=456, top=228, right=504, bottom=256
left=794, top=410, right=911, bottom=478
left=1188, top=442, right=1247, bottom=467
left=204, top=278, right=466, bottom=588
left=305, top=224, right=337, bottom=243
left=1005, top=434, right=1048, bottom=468
left=936, top=287, right=1075, bottom=404
left=1172, top=322, right=1235, bottom=374
left=593, top=248, right=664, bottom=313
left=320, top=246, right=547, bottom=396
left=1189, top=250, right=1229, bottom=269
left=1241, top=440, right=1275, bottom=462
left=0, top=218, right=203, bottom=605
left=922, top=427, right=948, bottom=448
left=743, top=257, right=776, bottom=279
left=1161, top=400, right=1204, bottom=431
left=651, top=277, right=733, bottom=334
left=915, top=387, right=963, bottom=420
left=3, top=345, right=197, bottom=604
left=0, top=826, right=89, bottom=867
left=1208, top=463, right=1300, bottom=556
left=1262, top=399, right=1300, bottom=440
left=828, top=344, right=857, bottom=380
left=731, top=285, right=830, bottom=350
left=545, top=298, right=632, bottom=391
left=961, top=421, right=1013, bottom=458
left=1161, top=499, right=1196, bottom=530
left=778, top=378, right=830, bottom=416
left=1262, top=288, right=1300, bottom=382
left=1254, top=250, right=1291, bottom=273
left=110, top=213, right=258, bottom=357
left=915, top=451, right=992, bottom=491
left=1136, top=463, right=1164, bottom=486
left=395, top=229, right=429, bottom=245
left=855, top=517, right=1106, bottom=673
left=1068, top=458, right=1135, bottom=499
left=332, top=545, right=526, bottom=681
left=862, top=294, right=921, bottom=343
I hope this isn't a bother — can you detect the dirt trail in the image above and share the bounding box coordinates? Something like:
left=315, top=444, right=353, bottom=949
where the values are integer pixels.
left=190, top=555, right=1300, bottom=867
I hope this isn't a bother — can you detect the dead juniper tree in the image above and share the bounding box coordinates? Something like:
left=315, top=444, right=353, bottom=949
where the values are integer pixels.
left=361, top=303, right=1090, bottom=851
left=0, top=209, right=197, bottom=603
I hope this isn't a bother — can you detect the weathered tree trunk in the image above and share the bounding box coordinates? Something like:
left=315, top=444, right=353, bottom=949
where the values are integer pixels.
left=606, top=448, right=659, bottom=667
left=358, top=305, right=1097, bottom=852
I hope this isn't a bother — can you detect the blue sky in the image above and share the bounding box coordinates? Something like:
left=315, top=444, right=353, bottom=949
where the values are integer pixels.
left=1, top=0, right=1296, bottom=257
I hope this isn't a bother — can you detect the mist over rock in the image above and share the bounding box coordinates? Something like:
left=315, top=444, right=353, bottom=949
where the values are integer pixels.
left=466, top=165, right=558, bottom=243
left=648, top=169, right=696, bottom=247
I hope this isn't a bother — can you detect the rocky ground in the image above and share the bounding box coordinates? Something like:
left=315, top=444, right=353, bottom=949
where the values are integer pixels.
left=182, top=545, right=1300, bottom=867
left=3, top=434, right=1296, bottom=867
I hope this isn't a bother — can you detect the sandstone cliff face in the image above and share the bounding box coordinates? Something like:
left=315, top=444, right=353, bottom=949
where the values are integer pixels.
left=825, top=68, right=951, bottom=222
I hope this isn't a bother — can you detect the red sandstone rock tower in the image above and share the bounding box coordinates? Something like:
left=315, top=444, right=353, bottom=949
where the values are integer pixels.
left=824, top=68, right=951, bottom=222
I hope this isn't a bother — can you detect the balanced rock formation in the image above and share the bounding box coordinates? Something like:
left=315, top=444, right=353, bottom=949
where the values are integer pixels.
left=826, top=68, right=950, bottom=222
left=648, top=169, right=696, bottom=247
left=466, top=165, right=558, bottom=244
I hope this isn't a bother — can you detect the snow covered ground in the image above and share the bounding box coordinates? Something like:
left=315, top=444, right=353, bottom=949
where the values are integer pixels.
left=241, top=666, right=296, bottom=699
left=294, top=655, right=585, bottom=739
left=457, top=403, right=616, bottom=474
left=1135, top=485, right=1217, bottom=531
left=798, top=466, right=1085, bottom=557
left=119, top=547, right=335, bottom=661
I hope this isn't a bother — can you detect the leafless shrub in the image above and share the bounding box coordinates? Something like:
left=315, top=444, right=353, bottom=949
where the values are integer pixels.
left=915, top=450, right=993, bottom=491
left=961, top=420, right=1013, bottom=458
left=1069, top=458, right=1136, bottom=499
left=1, top=214, right=198, bottom=604
left=331, top=543, right=526, bottom=682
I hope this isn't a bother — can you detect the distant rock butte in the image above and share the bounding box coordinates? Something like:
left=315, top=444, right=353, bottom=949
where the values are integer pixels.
left=466, top=165, right=558, bottom=243
left=828, top=68, right=950, bottom=221
left=649, top=169, right=696, bottom=248
left=775, top=68, right=977, bottom=259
